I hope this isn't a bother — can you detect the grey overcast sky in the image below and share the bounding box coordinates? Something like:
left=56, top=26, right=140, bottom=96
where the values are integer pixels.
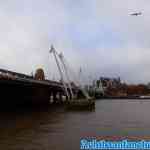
left=0, top=0, right=150, bottom=84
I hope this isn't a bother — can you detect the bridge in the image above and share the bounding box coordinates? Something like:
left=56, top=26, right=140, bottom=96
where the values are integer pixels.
left=0, top=46, right=89, bottom=107
left=0, top=68, right=79, bottom=107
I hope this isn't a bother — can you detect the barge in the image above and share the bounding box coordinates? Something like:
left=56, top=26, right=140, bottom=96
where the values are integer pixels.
left=65, top=98, right=95, bottom=110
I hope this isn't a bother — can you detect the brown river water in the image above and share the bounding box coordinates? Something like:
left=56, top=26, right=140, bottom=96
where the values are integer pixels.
left=0, top=99, right=150, bottom=150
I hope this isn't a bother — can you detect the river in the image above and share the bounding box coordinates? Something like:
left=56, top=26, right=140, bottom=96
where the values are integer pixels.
left=0, top=99, right=150, bottom=150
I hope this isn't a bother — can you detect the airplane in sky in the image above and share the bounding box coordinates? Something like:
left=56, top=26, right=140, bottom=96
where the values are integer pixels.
left=130, top=12, right=142, bottom=16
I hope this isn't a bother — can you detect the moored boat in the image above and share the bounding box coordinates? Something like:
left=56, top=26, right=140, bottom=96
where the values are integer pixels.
left=65, top=98, right=95, bottom=110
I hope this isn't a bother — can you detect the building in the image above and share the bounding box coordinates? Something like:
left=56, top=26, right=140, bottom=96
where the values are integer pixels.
left=99, top=77, right=121, bottom=89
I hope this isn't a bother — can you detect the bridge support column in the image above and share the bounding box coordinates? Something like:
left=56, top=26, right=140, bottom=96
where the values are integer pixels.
left=49, top=91, right=52, bottom=103
left=53, top=91, right=57, bottom=104
left=68, top=89, right=72, bottom=100
left=65, top=94, right=69, bottom=101
left=58, top=92, right=63, bottom=104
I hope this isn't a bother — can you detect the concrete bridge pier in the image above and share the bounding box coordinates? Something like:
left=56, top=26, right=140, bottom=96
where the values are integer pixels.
left=58, top=92, right=63, bottom=104
left=68, top=89, right=73, bottom=100
left=52, top=91, right=57, bottom=104
left=51, top=90, right=64, bottom=104
left=49, top=91, right=53, bottom=103
left=64, top=89, right=74, bottom=101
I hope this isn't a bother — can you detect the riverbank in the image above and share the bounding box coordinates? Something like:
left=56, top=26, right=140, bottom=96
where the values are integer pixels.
left=96, top=95, right=150, bottom=99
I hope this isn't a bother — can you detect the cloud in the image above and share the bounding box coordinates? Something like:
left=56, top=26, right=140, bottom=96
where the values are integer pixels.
left=0, top=0, right=150, bottom=84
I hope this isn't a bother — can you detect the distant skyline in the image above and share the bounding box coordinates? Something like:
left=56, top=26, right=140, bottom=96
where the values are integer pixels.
left=0, top=0, right=150, bottom=84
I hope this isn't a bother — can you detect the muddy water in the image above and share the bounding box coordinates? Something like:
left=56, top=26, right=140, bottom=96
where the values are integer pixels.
left=0, top=99, right=150, bottom=150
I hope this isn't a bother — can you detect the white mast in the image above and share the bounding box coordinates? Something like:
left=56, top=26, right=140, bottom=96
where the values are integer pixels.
left=99, top=78, right=104, bottom=95
left=50, top=45, right=91, bottom=100
left=58, top=53, right=74, bottom=99
left=49, top=45, right=69, bottom=99
left=59, top=54, right=90, bottom=100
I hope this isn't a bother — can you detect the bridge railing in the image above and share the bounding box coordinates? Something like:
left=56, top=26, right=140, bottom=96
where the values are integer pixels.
left=0, top=68, right=33, bottom=79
